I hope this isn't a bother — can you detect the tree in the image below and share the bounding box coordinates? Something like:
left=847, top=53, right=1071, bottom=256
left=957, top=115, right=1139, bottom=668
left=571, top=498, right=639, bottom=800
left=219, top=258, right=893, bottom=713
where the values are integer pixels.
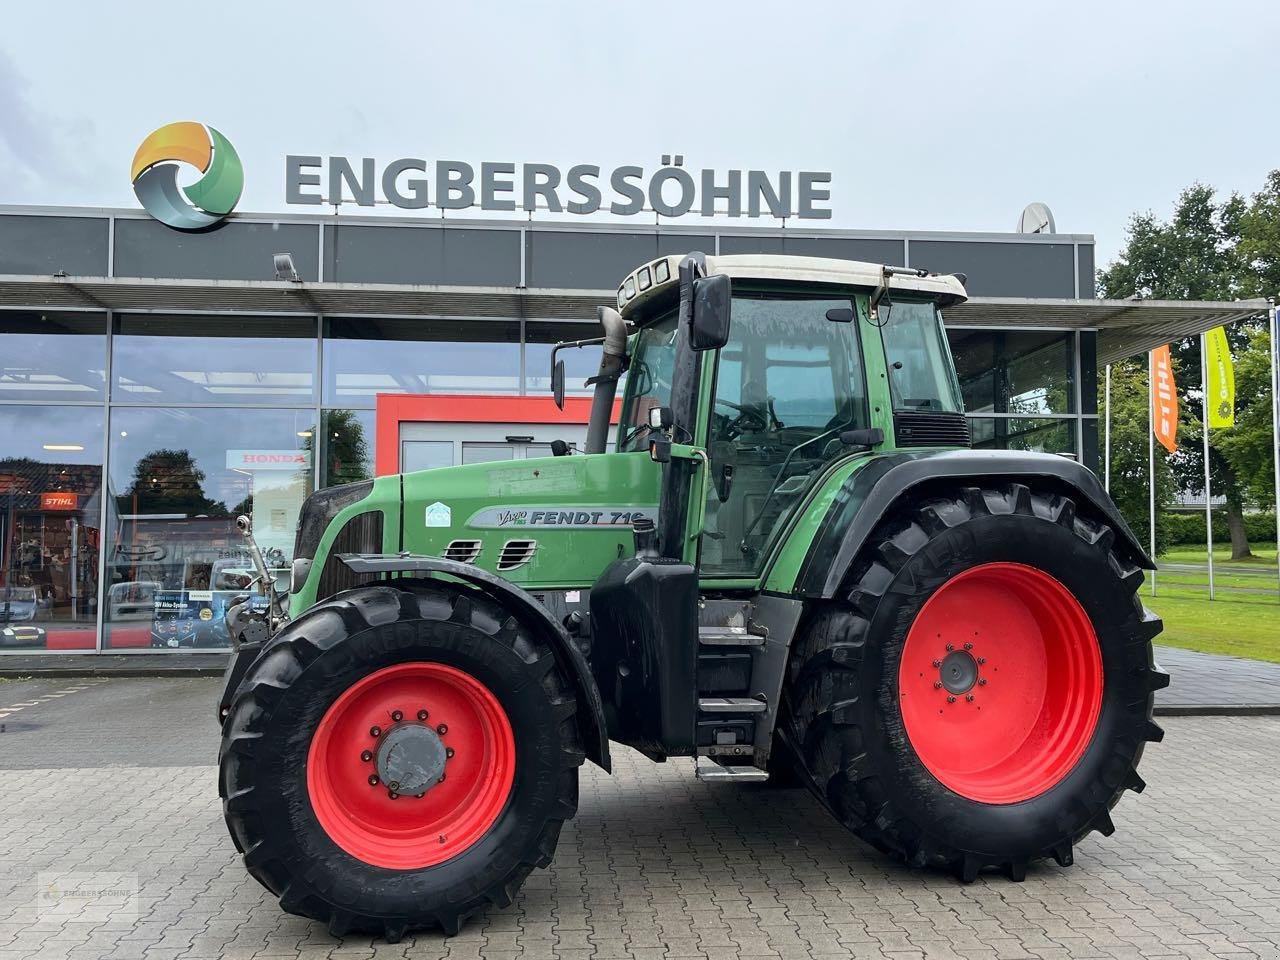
left=120, top=449, right=226, bottom=518
left=1100, top=360, right=1178, bottom=554
left=1098, top=182, right=1273, bottom=559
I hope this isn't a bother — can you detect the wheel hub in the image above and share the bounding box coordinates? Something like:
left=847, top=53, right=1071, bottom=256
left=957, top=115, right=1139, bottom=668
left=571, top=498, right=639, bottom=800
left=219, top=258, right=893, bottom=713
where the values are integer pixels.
left=939, top=649, right=979, bottom=694
left=375, top=723, right=447, bottom=796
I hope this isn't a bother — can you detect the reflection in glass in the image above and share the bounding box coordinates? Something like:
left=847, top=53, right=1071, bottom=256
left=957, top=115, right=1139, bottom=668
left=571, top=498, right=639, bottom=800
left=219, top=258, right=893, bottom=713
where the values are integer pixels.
left=0, top=312, right=108, bottom=402
left=0, top=405, right=103, bottom=650
left=324, top=317, right=520, bottom=406
left=947, top=329, right=1074, bottom=415
left=968, top=417, right=1076, bottom=457
left=112, top=315, right=317, bottom=405
left=104, top=407, right=314, bottom=649
left=524, top=321, right=601, bottom=396
left=320, top=409, right=375, bottom=488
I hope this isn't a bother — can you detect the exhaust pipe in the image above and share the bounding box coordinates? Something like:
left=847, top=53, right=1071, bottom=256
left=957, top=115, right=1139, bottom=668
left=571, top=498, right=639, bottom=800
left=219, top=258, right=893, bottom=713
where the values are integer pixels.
left=583, top=305, right=628, bottom=454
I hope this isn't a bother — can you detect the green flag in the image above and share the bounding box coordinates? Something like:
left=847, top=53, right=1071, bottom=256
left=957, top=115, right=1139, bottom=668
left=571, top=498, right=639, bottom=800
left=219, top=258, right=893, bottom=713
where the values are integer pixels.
left=1205, top=326, right=1235, bottom=429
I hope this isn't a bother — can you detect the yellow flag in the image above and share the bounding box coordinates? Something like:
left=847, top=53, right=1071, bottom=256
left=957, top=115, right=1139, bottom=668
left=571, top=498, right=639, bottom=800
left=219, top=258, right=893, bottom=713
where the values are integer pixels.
left=1205, top=326, right=1235, bottom=429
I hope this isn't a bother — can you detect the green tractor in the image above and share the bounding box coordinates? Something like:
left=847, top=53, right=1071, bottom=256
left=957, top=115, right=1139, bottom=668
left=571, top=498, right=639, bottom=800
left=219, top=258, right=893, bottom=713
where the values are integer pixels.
left=218, top=253, right=1167, bottom=939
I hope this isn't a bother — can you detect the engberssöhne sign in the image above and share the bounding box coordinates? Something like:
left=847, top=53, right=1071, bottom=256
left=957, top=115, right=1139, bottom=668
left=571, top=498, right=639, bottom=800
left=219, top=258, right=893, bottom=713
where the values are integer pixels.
left=285, top=157, right=833, bottom=220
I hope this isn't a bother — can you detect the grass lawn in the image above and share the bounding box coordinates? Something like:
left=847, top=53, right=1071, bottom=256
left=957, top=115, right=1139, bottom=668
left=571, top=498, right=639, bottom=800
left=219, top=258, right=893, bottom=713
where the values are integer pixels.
left=1144, top=590, right=1280, bottom=663
left=1159, top=545, right=1278, bottom=567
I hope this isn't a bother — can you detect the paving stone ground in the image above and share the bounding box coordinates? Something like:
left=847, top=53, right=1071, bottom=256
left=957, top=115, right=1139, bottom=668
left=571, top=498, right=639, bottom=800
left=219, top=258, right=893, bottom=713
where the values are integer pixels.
left=1, top=679, right=1278, bottom=960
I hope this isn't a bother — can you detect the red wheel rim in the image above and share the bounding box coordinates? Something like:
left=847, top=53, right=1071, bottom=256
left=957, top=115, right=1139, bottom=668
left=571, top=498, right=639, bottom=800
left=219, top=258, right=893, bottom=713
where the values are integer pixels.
left=306, top=662, right=515, bottom=869
left=898, top=562, right=1103, bottom=804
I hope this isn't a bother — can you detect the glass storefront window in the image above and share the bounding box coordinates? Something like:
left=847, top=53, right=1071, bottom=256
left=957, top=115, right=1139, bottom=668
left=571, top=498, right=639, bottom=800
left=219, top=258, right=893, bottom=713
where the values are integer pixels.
left=0, top=311, right=107, bottom=402
left=524, top=320, right=601, bottom=396
left=947, top=329, right=1075, bottom=415
left=969, top=417, right=1076, bottom=457
left=323, top=317, right=521, bottom=406
left=320, top=408, right=375, bottom=488
left=0, top=405, right=103, bottom=651
left=112, top=315, right=317, bottom=406
left=103, top=407, right=314, bottom=650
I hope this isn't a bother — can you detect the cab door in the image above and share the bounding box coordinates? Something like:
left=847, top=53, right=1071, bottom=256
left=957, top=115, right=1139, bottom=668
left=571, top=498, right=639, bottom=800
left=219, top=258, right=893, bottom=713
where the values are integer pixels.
left=699, top=291, right=871, bottom=579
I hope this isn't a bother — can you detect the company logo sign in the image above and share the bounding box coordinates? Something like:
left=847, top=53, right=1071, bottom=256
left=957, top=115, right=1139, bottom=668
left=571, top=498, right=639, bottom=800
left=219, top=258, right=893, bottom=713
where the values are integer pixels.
left=225, top=450, right=310, bottom=471
left=131, top=122, right=244, bottom=230
left=41, top=492, right=79, bottom=511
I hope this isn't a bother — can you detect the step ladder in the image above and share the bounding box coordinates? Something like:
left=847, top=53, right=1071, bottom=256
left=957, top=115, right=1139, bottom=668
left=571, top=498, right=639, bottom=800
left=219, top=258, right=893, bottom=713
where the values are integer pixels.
left=695, top=757, right=769, bottom=782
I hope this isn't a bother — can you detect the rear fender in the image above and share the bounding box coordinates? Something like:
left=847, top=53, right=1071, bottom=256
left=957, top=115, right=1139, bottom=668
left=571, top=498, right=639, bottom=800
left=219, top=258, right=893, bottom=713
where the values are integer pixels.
left=794, top=450, right=1153, bottom=599
left=335, top=553, right=611, bottom=771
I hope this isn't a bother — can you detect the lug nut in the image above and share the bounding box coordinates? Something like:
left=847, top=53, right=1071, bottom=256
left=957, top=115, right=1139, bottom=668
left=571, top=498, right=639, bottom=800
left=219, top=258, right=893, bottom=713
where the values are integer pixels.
left=417, top=710, right=429, bottom=721
left=368, top=775, right=379, bottom=786
left=437, top=723, right=448, bottom=735
left=932, top=659, right=941, bottom=668
left=979, top=678, right=988, bottom=686
left=934, top=681, right=943, bottom=689
left=445, top=747, right=455, bottom=759
left=947, top=696, right=956, bottom=704
left=945, top=643, right=954, bottom=651
left=370, top=725, right=382, bottom=738
left=977, top=657, right=986, bottom=665
left=389, top=780, right=400, bottom=790
left=360, top=750, right=373, bottom=762
left=415, top=793, right=424, bottom=799
left=966, top=694, right=975, bottom=703
left=388, top=791, right=399, bottom=800
left=391, top=710, right=403, bottom=722
left=964, top=642, right=973, bottom=651
left=438, top=773, right=447, bottom=783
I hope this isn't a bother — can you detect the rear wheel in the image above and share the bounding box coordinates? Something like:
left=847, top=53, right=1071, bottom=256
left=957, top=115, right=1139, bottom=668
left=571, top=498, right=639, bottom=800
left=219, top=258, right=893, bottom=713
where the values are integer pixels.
left=782, top=482, right=1168, bottom=880
left=219, top=580, right=582, bottom=939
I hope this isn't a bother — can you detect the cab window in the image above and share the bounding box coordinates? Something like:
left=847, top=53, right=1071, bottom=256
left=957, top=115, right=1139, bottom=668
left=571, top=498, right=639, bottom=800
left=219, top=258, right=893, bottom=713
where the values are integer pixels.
left=702, top=292, right=868, bottom=578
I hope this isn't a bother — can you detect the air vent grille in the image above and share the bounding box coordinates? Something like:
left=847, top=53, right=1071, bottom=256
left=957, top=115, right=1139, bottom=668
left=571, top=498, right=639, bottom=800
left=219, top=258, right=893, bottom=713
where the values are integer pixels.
left=496, top=539, right=538, bottom=571
left=315, top=511, right=384, bottom=602
left=442, top=540, right=482, bottom=564
left=893, top=411, right=971, bottom=448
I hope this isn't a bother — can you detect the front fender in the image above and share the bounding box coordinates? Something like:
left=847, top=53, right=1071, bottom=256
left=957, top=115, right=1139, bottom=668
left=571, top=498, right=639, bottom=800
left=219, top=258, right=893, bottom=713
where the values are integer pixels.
left=795, top=449, right=1153, bottom=599
left=336, top=553, right=611, bottom=772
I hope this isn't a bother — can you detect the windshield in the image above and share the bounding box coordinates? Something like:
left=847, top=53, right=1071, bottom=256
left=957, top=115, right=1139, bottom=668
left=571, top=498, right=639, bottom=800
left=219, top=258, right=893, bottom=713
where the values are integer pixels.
left=878, top=300, right=963, bottom=413
left=1, top=587, right=37, bottom=603
left=617, top=308, right=678, bottom=451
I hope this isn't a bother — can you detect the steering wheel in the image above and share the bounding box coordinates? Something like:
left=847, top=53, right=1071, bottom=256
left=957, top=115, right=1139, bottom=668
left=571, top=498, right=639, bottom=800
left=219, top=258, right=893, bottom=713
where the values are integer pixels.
left=715, top=398, right=769, bottom=438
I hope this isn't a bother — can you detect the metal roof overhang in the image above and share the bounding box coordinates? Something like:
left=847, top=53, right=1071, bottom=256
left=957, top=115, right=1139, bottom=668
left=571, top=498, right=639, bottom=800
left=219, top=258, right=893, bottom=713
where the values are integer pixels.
left=0, top=276, right=1267, bottom=364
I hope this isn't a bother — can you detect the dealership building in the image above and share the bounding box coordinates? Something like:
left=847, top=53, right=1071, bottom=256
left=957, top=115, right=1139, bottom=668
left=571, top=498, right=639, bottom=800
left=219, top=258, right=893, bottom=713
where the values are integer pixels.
left=0, top=202, right=1262, bottom=654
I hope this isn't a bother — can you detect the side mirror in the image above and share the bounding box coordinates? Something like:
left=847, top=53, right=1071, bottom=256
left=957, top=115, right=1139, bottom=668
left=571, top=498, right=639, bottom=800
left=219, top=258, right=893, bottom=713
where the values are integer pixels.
left=690, top=273, right=731, bottom=351
left=551, top=359, right=566, bottom=409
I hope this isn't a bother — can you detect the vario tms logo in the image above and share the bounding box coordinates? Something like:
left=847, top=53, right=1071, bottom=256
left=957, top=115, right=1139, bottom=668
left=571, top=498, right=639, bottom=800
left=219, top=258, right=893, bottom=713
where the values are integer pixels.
left=131, top=122, right=243, bottom=230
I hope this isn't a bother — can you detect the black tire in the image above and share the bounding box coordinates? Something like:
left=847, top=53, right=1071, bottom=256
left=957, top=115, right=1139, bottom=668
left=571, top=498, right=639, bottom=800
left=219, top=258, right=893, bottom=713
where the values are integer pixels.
left=781, top=482, right=1168, bottom=881
left=219, top=579, right=582, bottom=939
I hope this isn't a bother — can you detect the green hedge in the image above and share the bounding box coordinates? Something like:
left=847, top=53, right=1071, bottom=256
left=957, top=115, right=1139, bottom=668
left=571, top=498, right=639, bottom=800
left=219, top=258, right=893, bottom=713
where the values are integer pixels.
left=1164, top=510, right=1277, bottom=546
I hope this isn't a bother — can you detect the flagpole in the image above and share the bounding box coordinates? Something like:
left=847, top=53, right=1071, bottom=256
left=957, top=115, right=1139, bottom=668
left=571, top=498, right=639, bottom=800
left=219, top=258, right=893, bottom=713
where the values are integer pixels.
left=1149, top=351, right=1157, bottom=597
left=1201, top=333, right=1215, bottom=600
left=1270, top=304, right=1280, bottom=597
left=1104, top=363, right=1112, bottom=492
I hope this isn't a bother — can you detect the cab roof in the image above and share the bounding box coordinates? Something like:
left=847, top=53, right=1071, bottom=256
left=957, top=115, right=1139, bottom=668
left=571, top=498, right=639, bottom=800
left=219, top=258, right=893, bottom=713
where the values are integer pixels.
left=617, top=253, right=969, bottom=322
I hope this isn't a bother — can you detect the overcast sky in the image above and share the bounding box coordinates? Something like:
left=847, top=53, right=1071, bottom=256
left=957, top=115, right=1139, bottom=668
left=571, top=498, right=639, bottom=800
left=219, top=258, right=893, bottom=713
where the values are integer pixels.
left=1, top=0, right=1277, bottom=269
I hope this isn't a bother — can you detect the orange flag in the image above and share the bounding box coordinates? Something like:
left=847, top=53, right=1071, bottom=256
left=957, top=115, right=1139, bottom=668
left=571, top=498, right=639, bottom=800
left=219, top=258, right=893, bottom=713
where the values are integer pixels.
left=1150, top=345, right=1178, bottom=453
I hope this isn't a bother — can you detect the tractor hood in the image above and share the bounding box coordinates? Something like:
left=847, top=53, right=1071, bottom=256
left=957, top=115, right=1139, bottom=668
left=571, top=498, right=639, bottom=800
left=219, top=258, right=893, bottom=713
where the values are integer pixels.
left=397, top=450, right=662, bottom=590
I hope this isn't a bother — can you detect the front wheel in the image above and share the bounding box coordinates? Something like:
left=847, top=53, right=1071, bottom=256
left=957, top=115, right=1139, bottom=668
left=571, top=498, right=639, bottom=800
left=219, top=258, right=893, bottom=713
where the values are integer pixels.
left=783, top=483, right=1168, bottom=881
left=219, top=580, right=582, bottom=939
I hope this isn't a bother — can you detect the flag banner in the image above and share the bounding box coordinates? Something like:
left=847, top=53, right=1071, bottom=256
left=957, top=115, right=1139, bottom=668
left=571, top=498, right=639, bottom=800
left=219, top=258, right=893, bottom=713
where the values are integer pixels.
left=1151, top=344, right=1179, bottom=453
left=1205, top=326, right=1235, bottom=429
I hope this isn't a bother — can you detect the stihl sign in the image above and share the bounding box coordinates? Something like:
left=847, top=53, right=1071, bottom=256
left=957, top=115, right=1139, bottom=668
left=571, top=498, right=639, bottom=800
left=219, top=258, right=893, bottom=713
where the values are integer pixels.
left=41, top=492, right=79, bottom=511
